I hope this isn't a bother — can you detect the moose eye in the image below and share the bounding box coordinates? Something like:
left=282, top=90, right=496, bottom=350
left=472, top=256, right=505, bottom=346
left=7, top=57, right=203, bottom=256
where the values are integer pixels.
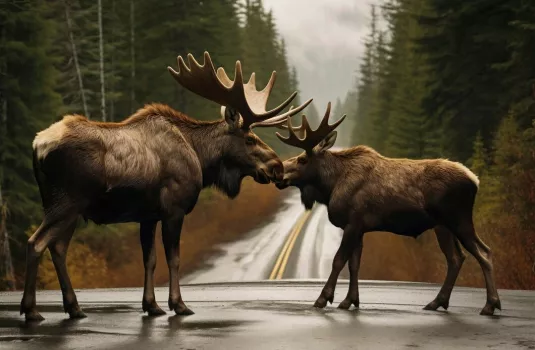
left=245, top=136, right=255, bottom=145
left=297, top=157, right=308, bottom=164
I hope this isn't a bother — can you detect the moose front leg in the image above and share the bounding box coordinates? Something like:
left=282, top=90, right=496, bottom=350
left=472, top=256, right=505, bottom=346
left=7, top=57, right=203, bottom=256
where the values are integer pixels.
left=314, top=225, right=358, bottom=309
left=161, top=211, right=194, bottom=316
left=140, top=221, right=166, bottom=316
left=338, top=234, right=363, bottom=310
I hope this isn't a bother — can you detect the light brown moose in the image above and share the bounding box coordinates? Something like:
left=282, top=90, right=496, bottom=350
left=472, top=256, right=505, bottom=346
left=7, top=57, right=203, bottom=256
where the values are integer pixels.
left=275, top=102, right=501, bottom=316
left=23, top=52, right=312, bottom=321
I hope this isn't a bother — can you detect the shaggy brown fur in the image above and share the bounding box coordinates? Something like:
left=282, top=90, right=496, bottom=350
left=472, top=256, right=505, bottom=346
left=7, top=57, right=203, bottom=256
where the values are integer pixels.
left=277, top=139, right=501, bottom=316
left=23, top=103, right=284, bottom=321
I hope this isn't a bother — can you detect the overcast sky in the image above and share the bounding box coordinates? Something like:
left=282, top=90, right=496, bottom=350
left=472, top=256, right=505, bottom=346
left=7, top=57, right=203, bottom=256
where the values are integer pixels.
left=263, top=0, right=381, bottom=110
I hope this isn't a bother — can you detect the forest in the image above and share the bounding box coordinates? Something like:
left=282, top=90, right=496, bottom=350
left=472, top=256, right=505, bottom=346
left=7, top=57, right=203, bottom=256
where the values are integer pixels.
left=337, top=0, right=535, bottom=289
left=1, top=0, right=534, bottom=291
left=0, top=0, right=299, bottom=290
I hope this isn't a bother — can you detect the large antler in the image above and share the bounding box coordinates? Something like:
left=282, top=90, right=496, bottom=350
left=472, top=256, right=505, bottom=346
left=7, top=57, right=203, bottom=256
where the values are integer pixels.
left=276, top=102, right=346, bottom=153
left=167, top=51, right=312, bottom=129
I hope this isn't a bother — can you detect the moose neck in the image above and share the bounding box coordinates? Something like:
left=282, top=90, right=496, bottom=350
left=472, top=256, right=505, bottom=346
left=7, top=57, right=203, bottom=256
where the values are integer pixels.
left=312, top=152, right=347, bottom=203
left=180, top=121, right=228, bottom=184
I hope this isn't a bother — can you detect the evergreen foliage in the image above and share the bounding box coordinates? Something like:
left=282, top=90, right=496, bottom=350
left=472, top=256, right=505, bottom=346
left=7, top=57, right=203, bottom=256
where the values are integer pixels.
left=0, top=0, right=300, bottom=287
left=343, top=0, right=535, bottom=284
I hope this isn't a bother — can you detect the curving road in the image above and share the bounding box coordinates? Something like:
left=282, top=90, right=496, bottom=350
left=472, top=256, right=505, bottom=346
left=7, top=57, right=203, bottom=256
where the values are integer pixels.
left=183, top=189, right=343, bottom=284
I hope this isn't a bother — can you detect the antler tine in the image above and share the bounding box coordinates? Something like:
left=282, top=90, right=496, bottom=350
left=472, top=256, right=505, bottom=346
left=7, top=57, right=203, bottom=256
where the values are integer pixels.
left=247, top=72, right=256, bottom=86
left=252, top=98, right=313, bottom=129
left=260, top=71, right=276, bottom=99
left=276, top=106, right=298, bottom=130
left=261, top=106, right=302, bottom=130
left=233, top=60, right=244, bottom=87
left=216, top=68, right=232, bottom=88
left=168, top=52, right=230, bottom=107
left=275, top=102, right=347, bottom=152
left=276, top=117, right=308, bottom=149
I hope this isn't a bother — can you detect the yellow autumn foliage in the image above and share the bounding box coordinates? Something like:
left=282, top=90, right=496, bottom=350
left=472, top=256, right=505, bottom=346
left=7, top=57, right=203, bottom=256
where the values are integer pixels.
left=38, top=241, right=109, bottom=290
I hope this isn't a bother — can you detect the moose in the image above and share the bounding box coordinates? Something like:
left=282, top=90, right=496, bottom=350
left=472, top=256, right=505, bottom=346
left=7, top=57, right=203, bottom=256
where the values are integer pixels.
left=23, top=52, right=312, bottom=321
left=274, top=102, right=501, bottom=316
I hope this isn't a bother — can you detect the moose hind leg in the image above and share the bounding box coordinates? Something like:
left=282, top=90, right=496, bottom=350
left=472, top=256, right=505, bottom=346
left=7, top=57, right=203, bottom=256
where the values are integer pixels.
left=424, top=225, right=466, bottom=311
left=20, top=213, right=77, bottom=321
left=338, top=235, right=363, bottom=310
left=140, top=220, right=165, bottom=316
left=453, top=220, right=501, bottom=315
left=49, top=217, right=86, bottom=319
left=162, top=211, right=193, bottom=316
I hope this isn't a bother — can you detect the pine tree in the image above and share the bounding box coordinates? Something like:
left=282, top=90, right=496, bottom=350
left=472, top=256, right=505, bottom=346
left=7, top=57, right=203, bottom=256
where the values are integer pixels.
left=0, top=0, right=62, bottom=277
left=289, top=66, right=300, bottom=105
left=241, top=0, right=300, bottom=154
left=367, top=31, right=389, bottom=153
left=0, top=23, right=14, bottom=287
left=470, top=131, right=488, bottom=177
left=419, top=0, right=518, bottom=161
left=352, top=5, right=379, bottom=146
left=340, top=90, right=359, bottom=147
left=383, top=0, right=438, bottom=158
left=305, top=102, right=320, bottom=125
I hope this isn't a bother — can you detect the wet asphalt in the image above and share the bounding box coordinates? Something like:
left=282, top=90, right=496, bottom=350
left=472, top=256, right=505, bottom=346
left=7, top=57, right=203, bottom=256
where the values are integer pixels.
left=183, top=191, right=343, bottom=284
left=1, top=280, right=534, bottom=350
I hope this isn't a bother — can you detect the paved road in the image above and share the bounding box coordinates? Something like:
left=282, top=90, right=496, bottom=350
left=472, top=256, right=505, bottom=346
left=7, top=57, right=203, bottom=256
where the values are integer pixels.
left=1, top=281, right=534, bottom=349
left=2, top=191, right=534, bottom=349
left=183, top=190, right=342, bottom=283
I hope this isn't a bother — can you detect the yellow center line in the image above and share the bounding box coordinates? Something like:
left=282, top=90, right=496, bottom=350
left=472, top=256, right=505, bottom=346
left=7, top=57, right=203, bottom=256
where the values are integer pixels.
left=269, top=210, right=312, bottom=280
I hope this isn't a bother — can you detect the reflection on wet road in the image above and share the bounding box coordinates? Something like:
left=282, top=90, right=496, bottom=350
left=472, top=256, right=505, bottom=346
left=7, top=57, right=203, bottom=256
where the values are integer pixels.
left=1, top=282, right=534, bottom=350
left=183, top=189, right=343, bottom=283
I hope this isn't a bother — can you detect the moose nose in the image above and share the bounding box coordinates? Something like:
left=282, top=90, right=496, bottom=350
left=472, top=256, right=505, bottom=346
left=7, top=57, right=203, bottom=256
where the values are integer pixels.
left=269, top=160, right=284, bottom=182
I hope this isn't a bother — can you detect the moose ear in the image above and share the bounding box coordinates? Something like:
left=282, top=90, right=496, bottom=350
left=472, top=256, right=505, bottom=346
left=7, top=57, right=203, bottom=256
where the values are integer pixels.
left=314, top=130, right=337, bottom=154
left=222, top=106, right=241, bottom=130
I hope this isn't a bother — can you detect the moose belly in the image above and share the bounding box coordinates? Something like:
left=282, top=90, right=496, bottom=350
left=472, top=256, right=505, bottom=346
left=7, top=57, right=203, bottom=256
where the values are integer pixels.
left=370, top=208, right=436, bottom=237
left=83, top=186, right=161, bottom=225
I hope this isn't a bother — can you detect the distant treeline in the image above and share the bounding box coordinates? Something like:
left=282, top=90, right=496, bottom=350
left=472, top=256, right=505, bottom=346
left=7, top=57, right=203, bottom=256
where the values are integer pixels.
left=339, top=0, right=535, bottom=288
left=0, top=0, right=300, bottom=289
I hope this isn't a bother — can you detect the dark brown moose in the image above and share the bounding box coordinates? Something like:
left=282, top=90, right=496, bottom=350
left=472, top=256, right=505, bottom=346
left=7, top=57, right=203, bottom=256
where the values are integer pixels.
left=275, top=102, right=501, bottom=316
left=23, top=52, right=312, bottom=321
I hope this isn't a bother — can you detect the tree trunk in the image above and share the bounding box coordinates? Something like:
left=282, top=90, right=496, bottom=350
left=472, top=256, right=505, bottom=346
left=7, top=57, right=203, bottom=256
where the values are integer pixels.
left=0, top=184, right=15, bottom=291
left=130, top=0, right=136, bottom=113
left=98, top=0, right=106, bottom=121
left=0, top=29, right=15, bottom=289
left=63, top=0, right=89, bottom=118
left=110, top=0, right=115, bottom=121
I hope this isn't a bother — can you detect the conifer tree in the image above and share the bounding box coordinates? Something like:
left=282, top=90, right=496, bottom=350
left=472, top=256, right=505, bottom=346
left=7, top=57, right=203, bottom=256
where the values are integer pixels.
left=0, top=0, right=62, bottom=270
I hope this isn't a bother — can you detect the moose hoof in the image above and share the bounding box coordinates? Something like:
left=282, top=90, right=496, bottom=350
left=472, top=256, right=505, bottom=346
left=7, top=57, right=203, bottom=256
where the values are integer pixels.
left=338, top=298, right=359, bottom=310
left=424, top=298, right=449, bottom=311
left=65, top=303, right=87, bottom=319
left=143, top=300, right=166, bottom=316
left=147, top=307, right=167, bottom=316
left=169, top=299, right=194, bottom=316
left=25, top=310, right=45, bottom=322
left=175, top=307, right=194, bottom=316
left=313, top=294, right=333, bottom=309
left=480, top=299, right=501, bottom=316
left=68, top=309, right=87, bottom=319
